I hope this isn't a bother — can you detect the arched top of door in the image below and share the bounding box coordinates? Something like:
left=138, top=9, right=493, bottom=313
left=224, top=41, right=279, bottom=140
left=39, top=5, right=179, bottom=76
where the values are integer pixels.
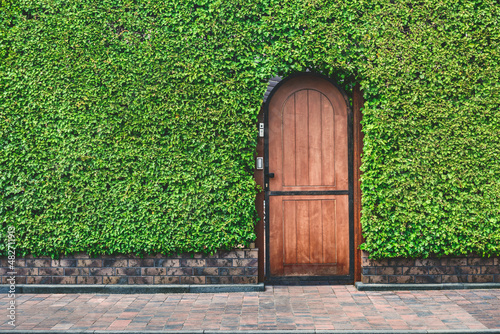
left=263, top=73, right=351, bottom=115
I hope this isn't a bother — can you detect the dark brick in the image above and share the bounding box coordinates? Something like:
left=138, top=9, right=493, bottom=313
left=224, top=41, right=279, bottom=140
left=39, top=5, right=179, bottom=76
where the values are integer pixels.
left=228, top=268, right=245, bottom=275
left=26, top=258, right=51, bottom=267
left=441, top=258, right=467, bottom=266
left=415, top=275, right=441, bottom=283
left=233, top=276, right=258, bottom=284
left=14, top=258, right=26, bottom=267
left=402, top=267, right=428, bottom=275
left=481, top=266, right=500, bottom=274
left=194, top=267, right=218, bottom=276
left=362, top=258, right=389, bottom=267
left=378, top=267, right=403, bottom=275
left=235, top=259, right=258, bottom=267
left=129, top=259, right=155, bottom=267
left=51, top=276, right=77, bottom=284
left=10, top=276, right=26, bottom=284
left=212, top=276, right=232, bottom=284
left=103, top=259, right=128, bottom=267
left=154, top=276, right=180, bottom=284
left=219, top=268, right=230, bottom=276
left=128, top=276, right=153, bottom=284
left=51, top=259, right=77, bottom=267
left=207, top=276, right=228, bottom=284
left=27, top=276, right=51, bottom=284
left=79, top=268, right=90, bottom=275
left=77, top=259, right=102, bottom=267
left=361, top=267, right=377, bottom=275
left=103, top=276, right=129, bottom=284
left=167, top=267, right=193, bottom=275
left=468, top=257, right=494, bottom=266
left=64, top=268, right=79, bottom=276
left=368, top=275, right=388, bottom=283
left=442, top=275, right=468, bottom=283
left=116, top=268, right=141, bottom=276
left=142, top=267, right=167, bottom=276
left=89, top=268, right=113, bottom=276
left=245, top=249, right=258, bottom=258
left=429, top=266, right=456, bottom=275
left=206, top=259, right=232, bottom=267
left=415, top=258, right=441, bottom=267
left=154, top=259, right=180, bottom=267
left=468, top=275, right=495, bottom=283
left=388, top=258, right=415, bottom=267
left=245, top=267, right=258, bottom=275
left=388, top=275, right=414, bottom=283
left=180, top=276, right=205, bottom=284
left=219, top=250, right=245, bottom=259
left=180, top=259, right=206, bottom=267
left=15, top=268, right=38, bottom=275
left=39, top=268, right=63, bottom=276
left=456, top=266, right=481, bottom=275
left=78, top=276, right=102, bottom=284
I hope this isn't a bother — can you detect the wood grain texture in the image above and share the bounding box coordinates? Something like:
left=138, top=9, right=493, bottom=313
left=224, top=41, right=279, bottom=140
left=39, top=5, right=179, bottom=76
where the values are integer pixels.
left=321, top=94, right=335, bottom=186
left=269, top=76, right=348, bottom=193
left=308, top=90, right=322, bottom=186
left=269, top=196, right=284, bottom=276
left=270, top=196, right=349, bottom=276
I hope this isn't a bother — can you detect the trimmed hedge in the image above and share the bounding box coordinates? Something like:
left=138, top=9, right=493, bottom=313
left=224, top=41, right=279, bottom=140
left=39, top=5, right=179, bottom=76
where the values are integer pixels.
left=358, top=1, right=500, bottom=258
left=1, top=0, right=499, bottom=258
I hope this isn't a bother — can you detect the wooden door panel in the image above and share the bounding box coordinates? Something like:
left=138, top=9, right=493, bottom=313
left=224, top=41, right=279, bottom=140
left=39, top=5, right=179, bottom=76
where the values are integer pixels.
left=269, top=195, right=349, bottom=276
left=282, top=97, right=296, bottom=187
left=296, top=200, right=310, bottom=264
left=308, top=90, right=323, bottom=186
left=283, top=200, right=297, bottom=264
left=309, top=200, right=323, bottom=264
left=321, top=95, right=335, bottom=186
left=294, top=90, right=309, bottom=186
left=269, top=77, right=348, bottom=192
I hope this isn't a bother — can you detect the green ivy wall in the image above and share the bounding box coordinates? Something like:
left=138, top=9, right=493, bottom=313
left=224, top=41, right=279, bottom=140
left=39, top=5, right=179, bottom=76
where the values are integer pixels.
left=1, top=0, right=499, bottom=259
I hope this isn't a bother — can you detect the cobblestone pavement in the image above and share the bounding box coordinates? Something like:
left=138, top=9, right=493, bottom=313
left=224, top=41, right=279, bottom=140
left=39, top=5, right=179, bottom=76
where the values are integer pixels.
left=0, top=286, right=499, bottom=331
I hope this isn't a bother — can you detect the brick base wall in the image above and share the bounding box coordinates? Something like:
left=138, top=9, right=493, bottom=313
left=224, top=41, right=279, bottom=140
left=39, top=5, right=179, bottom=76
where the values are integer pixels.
left=0, top=249, right=258, bottom=285
left=361, top=251, right=499, bottom=284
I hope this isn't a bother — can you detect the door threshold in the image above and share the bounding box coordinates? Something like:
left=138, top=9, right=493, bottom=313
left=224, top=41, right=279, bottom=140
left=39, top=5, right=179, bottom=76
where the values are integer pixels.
left=266, top=275, right=353, bottom=285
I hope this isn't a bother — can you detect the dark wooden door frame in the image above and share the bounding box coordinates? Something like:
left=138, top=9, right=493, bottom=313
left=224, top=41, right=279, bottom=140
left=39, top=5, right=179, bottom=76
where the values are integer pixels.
left=352, top=83, right=364, bottom=283
left=260, top=72, right=358, bottom=283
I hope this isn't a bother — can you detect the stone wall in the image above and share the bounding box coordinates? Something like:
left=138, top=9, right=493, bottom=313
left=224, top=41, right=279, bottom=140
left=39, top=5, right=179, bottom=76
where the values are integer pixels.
left=0, top=249, right=258, bottom=285
left=361, top=251, right=499, bottom=284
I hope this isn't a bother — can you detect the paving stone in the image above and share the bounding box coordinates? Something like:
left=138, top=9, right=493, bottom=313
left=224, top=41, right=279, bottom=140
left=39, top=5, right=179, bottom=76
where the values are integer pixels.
left=0, top=286, right=498, bottom=331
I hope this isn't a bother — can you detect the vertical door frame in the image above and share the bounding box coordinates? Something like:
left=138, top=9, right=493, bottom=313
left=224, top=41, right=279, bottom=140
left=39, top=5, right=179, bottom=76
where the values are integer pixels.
left=352, top=83, right=364, bottom=282
left=262, top=72, right=356, bottom=282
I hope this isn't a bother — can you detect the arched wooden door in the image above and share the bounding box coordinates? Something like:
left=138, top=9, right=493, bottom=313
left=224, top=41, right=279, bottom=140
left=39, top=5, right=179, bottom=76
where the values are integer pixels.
left=265, top=74, right=352, bottom=279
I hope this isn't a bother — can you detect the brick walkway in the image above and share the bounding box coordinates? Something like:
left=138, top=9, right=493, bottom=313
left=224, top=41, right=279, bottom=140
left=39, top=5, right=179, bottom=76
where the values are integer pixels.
left=1, top=286, right=499, bottom=331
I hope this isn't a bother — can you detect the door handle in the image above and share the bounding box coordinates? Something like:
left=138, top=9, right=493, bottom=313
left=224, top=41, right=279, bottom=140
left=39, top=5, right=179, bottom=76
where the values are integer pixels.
left=267, top=173, right=275, bottom=178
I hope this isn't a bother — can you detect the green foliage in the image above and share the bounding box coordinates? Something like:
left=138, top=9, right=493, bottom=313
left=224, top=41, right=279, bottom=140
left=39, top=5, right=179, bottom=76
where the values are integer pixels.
left=358, top=0, right=500, bottom=258
left=1, top=0, right=498, bottom=258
